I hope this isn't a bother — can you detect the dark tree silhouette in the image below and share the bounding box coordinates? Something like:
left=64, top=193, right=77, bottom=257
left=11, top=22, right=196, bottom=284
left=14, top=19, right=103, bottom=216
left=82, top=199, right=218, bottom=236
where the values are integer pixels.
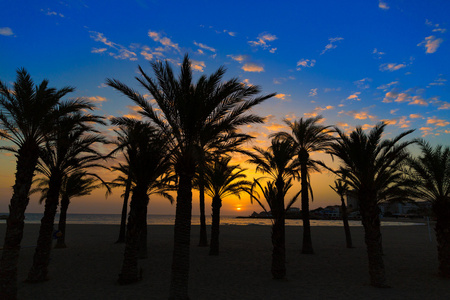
left=107, top=54, right=274, bottom=299
left=330, top=177, right=353, bottom=248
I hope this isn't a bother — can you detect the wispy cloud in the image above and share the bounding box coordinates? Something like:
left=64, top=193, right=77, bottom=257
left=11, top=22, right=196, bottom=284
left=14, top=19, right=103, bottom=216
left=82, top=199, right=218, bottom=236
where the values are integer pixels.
left=296, top=59, right=316, bottom=70
left=321, top=37, right=343, bottom=55
left=410, top=114, right=423, bottom=119
left=377, top=81, right=398, bottom=90
left=227, top=54, right=249, bottom=62
left=274, top=94, right=291, bottom=101
left=428, top=75, right=447, bottom=86
left=242, top=63, right=264, bottom=72
left=417, top=36, right=443, bottom=54
left=91, top=48, right=107, bottom=53
left=0, top=27, right=14, bottom=36
left=148, top=30, right=180, bottom=52
left=346, top=92, right=361, bottom=101
left=248, top=32, right=277, bottom=51
left=340, top=110, right=376, bottom=120
left=194, top=41, right=216, bottom=53
left=378, top=0, right=389, bottom=10
left=379, top=63, right=407, bottom=72
left=89, top=31, right=137, bottom=61
left=191, top=60, right=206, bottom=72
left=41, top=8, right=64, bottom=18
left=372, top=48, right=386, bottom=59
left=438, top=102, right=450, bottom=110
left=427, top=117, right=450, bottom=127
left=324, top=87, right=341, bottom=93
left=426, top=20, right=447, bottom=33
left=309, top=88, right=318, bottom=97
left=86, top=96, right=107, bottom=103
left=354, top=78, right=372, bottom=89
left=408, top=96, right=428, bottom=106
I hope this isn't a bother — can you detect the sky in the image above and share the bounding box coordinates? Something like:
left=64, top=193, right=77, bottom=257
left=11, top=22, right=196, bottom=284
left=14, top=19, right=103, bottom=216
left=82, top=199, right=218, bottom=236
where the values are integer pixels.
left=0, top=0, right=449, bottom=216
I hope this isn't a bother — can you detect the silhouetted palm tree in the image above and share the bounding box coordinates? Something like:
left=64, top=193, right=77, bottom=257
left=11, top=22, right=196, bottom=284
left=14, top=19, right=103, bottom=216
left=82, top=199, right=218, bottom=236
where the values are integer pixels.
left=407, top=140, right=450, bottom=277
left=274, top=116, right=333, bottom=254
left=247, top=139, right=299, bottom=278
left=107, top=54, right=274, bottom=299
left=330, top=177, right=353, bottom=248
left=328, top=122, right=414, bottom=287
left=0, top=69, right=91, bottom=299
left=202, top=156, right=250, bottom=255
left=27, top=113, right=106, bottom=282
left=110, top=117, right=172, bottom=284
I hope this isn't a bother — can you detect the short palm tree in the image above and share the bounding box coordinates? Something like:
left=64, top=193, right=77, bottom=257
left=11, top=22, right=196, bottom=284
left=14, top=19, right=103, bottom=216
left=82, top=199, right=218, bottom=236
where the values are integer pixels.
left=110, top=117, right=172, bottom=284
left=328, top=122, right=414, bottom=287
left=27, top=113, right=106, bottom=282
left=0, top=69, right=92, bottom=299
left=247, top=138, right=299, bottom=278
left=202, top=156, right=251, bottom=255
left=330, top=177, right=353, bottom=248
left=273, top=116, right=334, bottom=254
left=407, top=140, right=450, bottom=277
left=107, top=54, right=274, bottom=299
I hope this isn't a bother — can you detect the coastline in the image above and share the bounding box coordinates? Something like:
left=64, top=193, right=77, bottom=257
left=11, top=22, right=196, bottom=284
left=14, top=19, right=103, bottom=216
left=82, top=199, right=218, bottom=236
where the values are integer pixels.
left=1, top=223, right=448, bottom=299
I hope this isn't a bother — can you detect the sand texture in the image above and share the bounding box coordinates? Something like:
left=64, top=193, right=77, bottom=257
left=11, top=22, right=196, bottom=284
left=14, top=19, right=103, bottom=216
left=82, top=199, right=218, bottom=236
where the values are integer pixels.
left=1, top=223, right=449, bottom=299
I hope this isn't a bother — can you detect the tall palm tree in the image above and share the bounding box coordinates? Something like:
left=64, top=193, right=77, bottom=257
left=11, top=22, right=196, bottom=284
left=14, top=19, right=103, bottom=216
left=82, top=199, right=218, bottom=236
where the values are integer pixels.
left=26, top=113, right=106, bottom=282
left=328, top=122, right=414, bottom=287
left=273, top=116, right=334, bottom=254
left=247, top=138, right=299, bottom=278
left=407, top=140, right=450, bottom=277
left=330, top=177, right=353, bottom=248
left=110, top=117, right=172, bottom=284
left=0, top=69, right=91, bottom=299
left=107, top=54, right=274, bottom=299
left=202, top=156, right=251, bottom=255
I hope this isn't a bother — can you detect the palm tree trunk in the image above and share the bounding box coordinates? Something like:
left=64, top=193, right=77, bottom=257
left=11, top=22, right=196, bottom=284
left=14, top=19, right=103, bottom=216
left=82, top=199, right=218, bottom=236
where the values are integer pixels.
left=55, top=195, right=70, bottom=249
left=0, top=145, right=39, bottom=300
left=209, top=196, right=221, bottom=255
left=300, top=159, right=313, bottom=254
left=118, top=185, right=147, bottom=284
left=271, top=179, right=286, bottom=279
left=27, top=174, right=62, bottom=282
left=138, top=204, right=148, bottom=259
left=341, top=195, right=353, bottom=248
left=360, top=197, right=386, bottom=287
left=169, top=172, right=193, bottom=300
left=116, top=177, right=132, bottom=244
left=434, top=201, right=450, bottom=278
left=198, top=180, right=208, bottom=247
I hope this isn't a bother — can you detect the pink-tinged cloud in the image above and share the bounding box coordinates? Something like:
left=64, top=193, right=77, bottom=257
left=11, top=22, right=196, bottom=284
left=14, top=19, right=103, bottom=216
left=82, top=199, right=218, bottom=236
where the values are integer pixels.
left=296, top=59, right=316, bottom=70
left=228, top=54, right=249, bottom=62
left=265, top=123, right=286, bottom=131
left=274, top=94, right=290, bottom=100
left=398, top=116, right=411, bottom=128
left=361, top=124, right=375, bottom=130
left=341, top=110, right=376, bottom=120
left=0, top=27, right=13, bottom=36
left=248, top=32, right=277, bottom=50
left=346, top=92, right=361, bottom=101
left=394, top=93, right=410, bottom=103
left=321, top=37, right=344, bottom=55
left=418, top=36, right=443, bottom=54
left=409, top=114, right=423, bottom=119
left=191, top=60, right=206, bottom=72
left=242, top=63, right=264, bottom=72
left=194, top=41, right=216, bottom=53
left=390, top=109, right=399, bottom=115
left=91, top=48, right=107, bottom=53
left=427, top=117, right=450, bottom=127
left=309, top=88, right=318, bottom=97
left=408, top=96, right=428, bottom=106
left=438, top=102, right=450, bottom=110
left=148, top=30, right=180, bottom=51
left=379, top=63, right=407, bottom=72
left=379, top=0, right=389, bottom=10
left=304, top=112, right=319, bottom=118
left=377, top=81, right=398, bottom=90
left=87, top=96, right=107, bottom=103
left=382, top=119, right=397, bottom=125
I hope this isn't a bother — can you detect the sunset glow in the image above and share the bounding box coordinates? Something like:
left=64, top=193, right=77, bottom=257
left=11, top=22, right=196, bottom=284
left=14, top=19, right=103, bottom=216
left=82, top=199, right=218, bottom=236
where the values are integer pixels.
left=1, top=0, right=449, bottom=216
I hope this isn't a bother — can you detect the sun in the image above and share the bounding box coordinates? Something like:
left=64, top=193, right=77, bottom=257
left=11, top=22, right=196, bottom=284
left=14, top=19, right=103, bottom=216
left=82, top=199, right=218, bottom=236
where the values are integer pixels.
left=236, top=207, right=242, bottom=211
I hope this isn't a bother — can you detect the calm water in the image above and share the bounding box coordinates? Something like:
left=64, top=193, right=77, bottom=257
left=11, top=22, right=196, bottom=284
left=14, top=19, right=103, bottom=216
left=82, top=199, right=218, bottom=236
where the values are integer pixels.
left=0, top=213, right=425, bottom=227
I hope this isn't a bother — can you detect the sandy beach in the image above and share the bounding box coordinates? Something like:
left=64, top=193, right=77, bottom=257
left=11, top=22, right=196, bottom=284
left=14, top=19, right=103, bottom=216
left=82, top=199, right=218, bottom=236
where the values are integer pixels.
left=1, top=222, right=449, bottom=299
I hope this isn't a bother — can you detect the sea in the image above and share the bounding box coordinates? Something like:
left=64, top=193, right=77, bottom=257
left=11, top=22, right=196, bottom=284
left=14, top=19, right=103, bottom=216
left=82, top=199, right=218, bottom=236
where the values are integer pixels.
left=0, top=213, right=426, bottom=227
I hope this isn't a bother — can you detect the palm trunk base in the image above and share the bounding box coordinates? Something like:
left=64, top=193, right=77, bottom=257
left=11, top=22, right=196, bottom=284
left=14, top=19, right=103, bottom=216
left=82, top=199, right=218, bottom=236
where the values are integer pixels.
left=435, top=212, right=450, bottom=278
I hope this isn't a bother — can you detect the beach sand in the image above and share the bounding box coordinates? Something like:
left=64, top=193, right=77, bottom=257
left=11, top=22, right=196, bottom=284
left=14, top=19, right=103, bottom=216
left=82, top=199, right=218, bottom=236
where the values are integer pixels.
left=1, top=222, right=449, bottom=299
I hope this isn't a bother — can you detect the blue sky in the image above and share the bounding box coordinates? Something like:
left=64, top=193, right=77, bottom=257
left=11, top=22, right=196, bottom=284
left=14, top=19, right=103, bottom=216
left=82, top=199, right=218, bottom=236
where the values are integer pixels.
left=1, top=0, right=449, bottom=215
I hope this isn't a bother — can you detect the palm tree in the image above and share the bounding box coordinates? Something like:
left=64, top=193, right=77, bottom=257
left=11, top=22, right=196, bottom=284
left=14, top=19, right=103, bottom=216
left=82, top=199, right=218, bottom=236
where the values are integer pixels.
left=110, top=117, right=172, bottom=284
left=107, top=54, right=274, bottom=299
left=26, top=112, right=106, bottom=282
left=407, top=140, right=450, bottom=277
left=330, top=177, right=353, bottom=248
left=247, top=138, right=299, bottom=278
left=328, top=122, right=414, bottom=287
left=0, top=69, right=91, bottom=299
left=202, top=156, right=251, bottom=255
left=273, top=116, right=334, bottom=254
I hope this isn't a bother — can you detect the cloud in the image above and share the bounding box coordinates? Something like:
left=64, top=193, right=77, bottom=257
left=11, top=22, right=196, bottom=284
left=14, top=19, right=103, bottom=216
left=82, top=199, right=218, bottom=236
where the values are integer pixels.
left=354, top=78, right=372, bottom=89
left=426, top=20, right=447, bottom=33
left=89, top=31, right=137, bottom=61
left=304, top=112, right=318, bottom=118
left=242, top=63, right=264, bottom=72
left=346, top=92, right=361, bottom=101
left=377, top=81, right=398, bottom=90
left=248, top=32, right=277, bottom=50
left=390, top=109, right=399, bottom=115
left=191, top=60, right=206, bottom=72
left=429, top=76, right=447, bottom=86
left=296, top=59, right=316, bottom=70
left=265, top=123, right=287, bottom=132
left=324, top=87, right=341, bottom=93
left=228, top=54, right=249, bottom=62
left=91, top=48, right=107, bottom=53
left=379, top=63, right=407, bottom=72
left=148, top=30, right=180, bottom=52
left=274, top=94, right=290, bottom=101
left=273, top=76, right=295, bottom=85
left=409, top=114, right=423, bottom=119
left=41, top=8, right=64, bottom=18
left=408, top=96, right=428, bottom=106
left=309, top=88, right=318, bottom=97
left=427, top=117, right=449, bottom=127
left=417, top=36, right=443, bottom=54
left=315, top=105, right=335, bottom=111
left=378, top=1, right=389, bottom=10
left=372, top=48, right=385, bottom=59
left=438, top=102, right=450, bottom=110
left=397, top=116, right=411, bottom=128
left=194, top=41, right=216, bottom=53
left=0, top=27, right=14, bottom=36
left=86, top=96, right=107, bottom=103
left=320, top=37, right=343, bottom=55
left=109, top=49, right=137, bottom=61
left=340, top=110, right=376, bottom=120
